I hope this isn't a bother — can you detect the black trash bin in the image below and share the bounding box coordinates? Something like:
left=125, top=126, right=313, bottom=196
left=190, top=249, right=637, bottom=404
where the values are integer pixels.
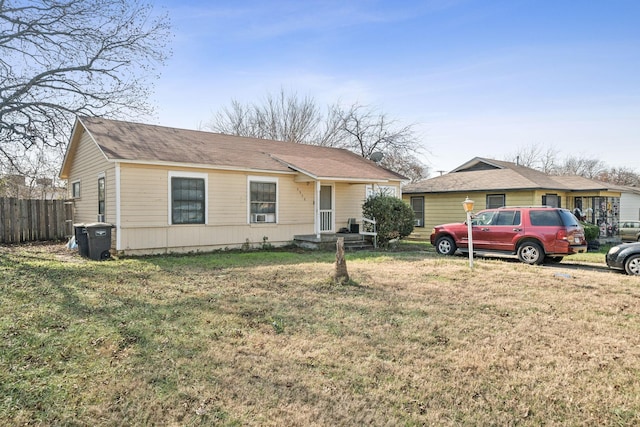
left=85, top=222, right=113, bottom=260
left=74, top=224, right=89, bottom=258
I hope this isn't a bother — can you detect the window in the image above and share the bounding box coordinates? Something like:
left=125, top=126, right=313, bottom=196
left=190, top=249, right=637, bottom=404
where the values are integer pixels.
left=170, top=174, right=206, bottom=224
left=493, top=210, right=521, bottom=226
left=72, top=181, right=80, bottom=198
left=249, top=178, right=277, bottom=223
left=542, top=194, right=560, bottom=208
left=98, top=176, right=105, bottom=218
left=486, top=194, right=505, bottom=209
left=411, top=197, right=424, bottom=227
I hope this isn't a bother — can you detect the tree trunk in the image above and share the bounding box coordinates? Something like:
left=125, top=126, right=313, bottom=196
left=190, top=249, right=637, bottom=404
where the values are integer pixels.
left=333, top=237, right=349, bottom=284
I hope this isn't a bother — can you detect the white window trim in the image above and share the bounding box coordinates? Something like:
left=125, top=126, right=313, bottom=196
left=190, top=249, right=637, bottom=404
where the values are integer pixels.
left=366, top=184, right=398, bottom=198
left=247, top=175, right=278, bottom=224
left=168, top=171, right=209, bottom=225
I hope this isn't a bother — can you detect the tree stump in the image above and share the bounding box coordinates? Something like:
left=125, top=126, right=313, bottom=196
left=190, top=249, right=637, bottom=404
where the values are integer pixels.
left=333, top=237, right=349, bottom=284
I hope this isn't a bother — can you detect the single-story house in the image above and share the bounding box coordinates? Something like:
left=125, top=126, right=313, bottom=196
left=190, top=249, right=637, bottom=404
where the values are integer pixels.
left=402, top=157, right=623, bottom=238
left=59, top=117, right=405, bottom=255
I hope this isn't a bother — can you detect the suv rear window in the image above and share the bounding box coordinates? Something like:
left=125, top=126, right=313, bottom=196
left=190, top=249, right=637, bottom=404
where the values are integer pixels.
left=529, top=210, right=562, bottom=226
left=558, top=209, right=580, bottom=227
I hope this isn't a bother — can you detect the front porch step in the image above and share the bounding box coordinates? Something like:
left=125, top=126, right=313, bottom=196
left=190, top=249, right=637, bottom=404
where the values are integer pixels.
left=343, top=240, right=374, bottom=251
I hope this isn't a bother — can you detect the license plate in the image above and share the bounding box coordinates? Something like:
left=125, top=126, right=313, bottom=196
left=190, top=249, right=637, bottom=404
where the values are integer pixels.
left=574, top=237, right=581, bottom=243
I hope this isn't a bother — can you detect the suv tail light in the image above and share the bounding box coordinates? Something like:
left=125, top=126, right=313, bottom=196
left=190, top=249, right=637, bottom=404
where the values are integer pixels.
left=556, top=229, right=568, bottom=241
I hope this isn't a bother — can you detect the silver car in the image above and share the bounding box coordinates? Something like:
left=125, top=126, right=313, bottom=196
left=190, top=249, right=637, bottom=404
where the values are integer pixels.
left=619, top=220, right=640, bottom=242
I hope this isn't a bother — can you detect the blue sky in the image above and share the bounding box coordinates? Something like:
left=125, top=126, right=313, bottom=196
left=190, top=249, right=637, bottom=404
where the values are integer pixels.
left=152, top=0, right=639, bottom=174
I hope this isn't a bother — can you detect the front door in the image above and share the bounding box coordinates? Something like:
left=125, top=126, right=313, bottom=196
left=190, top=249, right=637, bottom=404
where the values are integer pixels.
left=320, top=185, right=333, bottom=232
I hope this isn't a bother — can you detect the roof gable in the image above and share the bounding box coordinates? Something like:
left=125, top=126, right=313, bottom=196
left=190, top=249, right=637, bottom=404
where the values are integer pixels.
left=60, top=117, right=404, bottom=182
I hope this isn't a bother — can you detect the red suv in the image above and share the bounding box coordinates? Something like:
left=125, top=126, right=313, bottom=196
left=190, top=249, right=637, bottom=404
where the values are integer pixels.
left=430, top=207, right=588, bottom=265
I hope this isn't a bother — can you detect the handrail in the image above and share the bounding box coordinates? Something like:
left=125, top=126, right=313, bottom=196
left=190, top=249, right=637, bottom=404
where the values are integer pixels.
left=359, top=216, right=377, bottom=248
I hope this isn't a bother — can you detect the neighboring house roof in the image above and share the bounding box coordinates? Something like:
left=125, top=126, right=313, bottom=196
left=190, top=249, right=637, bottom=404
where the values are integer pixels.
left=403, top=157, right=619, bottom=194
left=60, top=117, right=404, bottom=182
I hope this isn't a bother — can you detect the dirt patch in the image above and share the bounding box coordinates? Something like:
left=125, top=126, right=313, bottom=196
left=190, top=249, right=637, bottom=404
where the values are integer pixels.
left=0, top=241, right=87, bottom=263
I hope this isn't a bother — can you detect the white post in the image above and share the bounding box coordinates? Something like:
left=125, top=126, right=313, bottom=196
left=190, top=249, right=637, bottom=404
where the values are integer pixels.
left=315, top=181, right=321, bottom=239
left=462, top=197, right=475, bottom=269
left=466, top=210, right=474, bottom=268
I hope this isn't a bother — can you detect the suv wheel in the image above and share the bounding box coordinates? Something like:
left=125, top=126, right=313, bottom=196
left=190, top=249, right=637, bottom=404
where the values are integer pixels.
left=435, top=235, right=457, bottom=256
left=625, top=254, right=640, bottom=276
left=518, top=241, right=544, bottom=265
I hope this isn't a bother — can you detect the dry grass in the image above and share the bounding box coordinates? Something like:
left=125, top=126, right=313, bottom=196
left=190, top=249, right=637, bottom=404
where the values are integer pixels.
left=1, top=243, right=639, bottom=426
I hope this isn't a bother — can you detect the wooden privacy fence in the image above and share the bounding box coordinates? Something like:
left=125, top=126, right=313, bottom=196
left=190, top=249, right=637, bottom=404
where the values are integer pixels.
left=0, top=198, right=74, bottom=244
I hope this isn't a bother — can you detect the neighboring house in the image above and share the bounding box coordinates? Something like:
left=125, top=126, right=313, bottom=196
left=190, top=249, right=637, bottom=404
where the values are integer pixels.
left=0, top=174, right=66, bottom=199
left=59, top=117, right=404, bottom=255
left=403, top=157, right=623, bottom=238
left=618, top=185, right=640, bottom=221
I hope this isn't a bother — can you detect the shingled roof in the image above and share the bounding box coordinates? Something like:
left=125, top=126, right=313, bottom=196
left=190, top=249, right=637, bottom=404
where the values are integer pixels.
left=60, top=117, right=405, bottom=182
left=403, top=157, right=616, bottom=194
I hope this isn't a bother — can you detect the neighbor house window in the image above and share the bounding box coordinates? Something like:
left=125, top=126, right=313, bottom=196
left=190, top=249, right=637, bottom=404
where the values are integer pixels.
left=72, top=181, right=80, bottom=198
left=411, top=196, right=424, bottom=227
left=98, top=175, right=105, bottom=219
left=486, top=194, right=505, bottom=209
left=542, top=194, right=560, bottom=208
left=249, top=177, right=277, bottom=223
left=169, top=172, right=207, bottom=225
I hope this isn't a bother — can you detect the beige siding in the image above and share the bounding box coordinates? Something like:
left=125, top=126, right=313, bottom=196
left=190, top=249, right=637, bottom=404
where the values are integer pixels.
left=119, top=165, right=170, bottom=227
left=278, top=177, right=315, bottom=225
left=66, top=130, right=114, bottom=224
left=334, top=183, right=367, bottom=227
left=118, top=166, right=322, bottom=254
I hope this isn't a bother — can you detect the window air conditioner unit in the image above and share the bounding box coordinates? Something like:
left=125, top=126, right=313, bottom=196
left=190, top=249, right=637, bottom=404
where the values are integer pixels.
left=255, top=214, right=266, bottom=222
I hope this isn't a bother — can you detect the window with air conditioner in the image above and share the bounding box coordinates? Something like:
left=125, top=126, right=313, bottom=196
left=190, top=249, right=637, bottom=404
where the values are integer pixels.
left=411, top=196, right=424, bottom=227
left=249, top=179, right=277, bottom=223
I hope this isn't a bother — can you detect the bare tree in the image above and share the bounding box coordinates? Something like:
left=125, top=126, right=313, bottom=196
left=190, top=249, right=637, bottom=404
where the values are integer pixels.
left=505, top=143, right=559, bottom=173
left=556, top=156, right=607, bottom=179
left=336, top=103, right=420, bottom=161
left=505, top=144, right=640, bottom=185
left=209, top=90, right=429, bottom=181
left=210, top=90, right=318, bottom=142
left=0, top=0, right=171, bottom=176
left=597, top=167, right=640, bottom=187
left=373, top=147, right=427, bottom=183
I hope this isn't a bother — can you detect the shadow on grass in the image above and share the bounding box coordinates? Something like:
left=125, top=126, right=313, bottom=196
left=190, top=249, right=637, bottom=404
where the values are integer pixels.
left=0, top=253, right=245, bottom=424
left=123, top=242, right=436, bottom=272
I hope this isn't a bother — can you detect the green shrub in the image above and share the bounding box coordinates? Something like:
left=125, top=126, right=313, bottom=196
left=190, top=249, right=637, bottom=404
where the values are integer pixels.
left=581, top=222, right=599, bottom=242
left=362, top=195, right=415, bottom=248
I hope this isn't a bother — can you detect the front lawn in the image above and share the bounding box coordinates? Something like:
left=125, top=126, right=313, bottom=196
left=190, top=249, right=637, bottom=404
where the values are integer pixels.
left=1, top=244, right=638, bottom=426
